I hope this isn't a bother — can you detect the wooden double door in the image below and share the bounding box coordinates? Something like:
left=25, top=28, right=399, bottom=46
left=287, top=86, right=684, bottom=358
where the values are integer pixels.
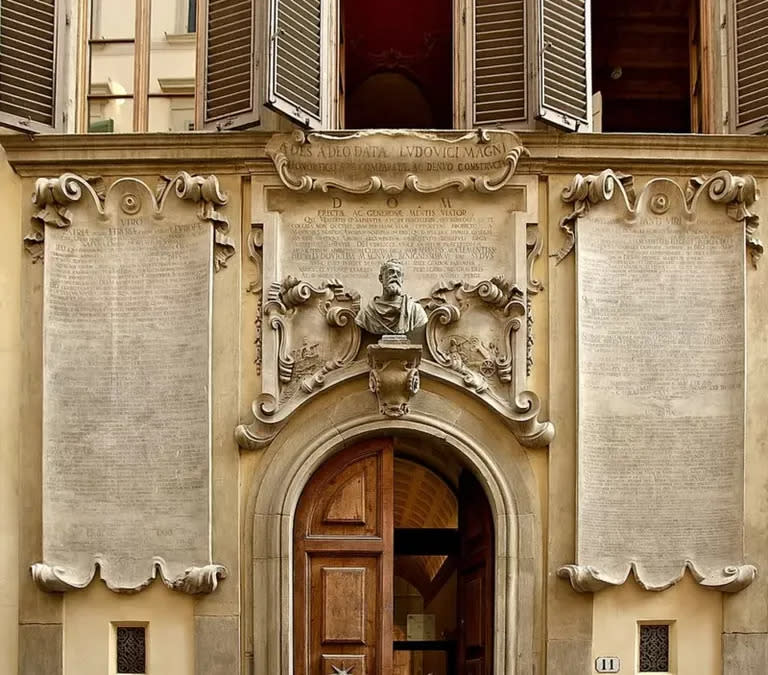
left=294, top=439, right=494, bottom=675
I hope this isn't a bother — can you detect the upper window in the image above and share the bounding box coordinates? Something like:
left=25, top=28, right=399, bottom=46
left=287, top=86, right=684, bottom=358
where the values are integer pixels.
left=1, top=0, right=767, bottom=134
left=86, top=0, right=197, bottom=133
left=592, top=0, right=702, bottom=133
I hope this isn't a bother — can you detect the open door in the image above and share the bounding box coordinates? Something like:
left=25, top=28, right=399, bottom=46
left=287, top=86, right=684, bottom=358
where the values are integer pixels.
left=457, top=470, right=494, bottom=675
left=294, top=439, right=394, bottom=675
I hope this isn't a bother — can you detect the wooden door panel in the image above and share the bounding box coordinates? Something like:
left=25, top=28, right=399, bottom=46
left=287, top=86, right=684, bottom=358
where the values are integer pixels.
left=457, top=470, right=494, bottom=675
left=295, top=440, right=393, bottom=675
left=461, top=569, right=485, bottom=649
left=302, top=452, right=382, bottom=538
left=319, top=564, right=370, bottom=644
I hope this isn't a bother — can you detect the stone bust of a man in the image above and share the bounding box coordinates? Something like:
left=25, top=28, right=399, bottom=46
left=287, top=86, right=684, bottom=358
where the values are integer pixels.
left=355, top=259, right=428, bottom=335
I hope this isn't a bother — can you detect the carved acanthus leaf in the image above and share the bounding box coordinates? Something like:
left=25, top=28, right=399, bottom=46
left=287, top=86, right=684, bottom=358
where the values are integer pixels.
left=171, top=171, right=235, bottom=271
left=687, top=170, right=763, bottom=267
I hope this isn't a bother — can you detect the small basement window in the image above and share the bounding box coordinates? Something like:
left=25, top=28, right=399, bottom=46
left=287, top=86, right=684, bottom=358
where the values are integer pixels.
left=592, top=0, right=703, bottom=132
left=639, top=623, right=671, bottom=673
left=341, top=0, right=453, bottom=128
left=116, top=625, right=147, bottom=674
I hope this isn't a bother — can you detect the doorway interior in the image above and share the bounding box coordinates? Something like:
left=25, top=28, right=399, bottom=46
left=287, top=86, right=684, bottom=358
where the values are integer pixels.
left=293, top=438, right=494, bottom=675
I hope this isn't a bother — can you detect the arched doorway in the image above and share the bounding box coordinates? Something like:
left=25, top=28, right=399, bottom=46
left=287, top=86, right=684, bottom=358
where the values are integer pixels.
left=293, top=438, right=494, bottom=675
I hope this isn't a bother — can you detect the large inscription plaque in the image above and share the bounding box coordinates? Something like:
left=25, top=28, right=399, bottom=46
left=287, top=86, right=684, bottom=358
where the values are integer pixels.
left=265, top=188, right=526, bottom=301
left=31, top=173, right=229, bottom=593
left=558, top=171, right=758, bottom=592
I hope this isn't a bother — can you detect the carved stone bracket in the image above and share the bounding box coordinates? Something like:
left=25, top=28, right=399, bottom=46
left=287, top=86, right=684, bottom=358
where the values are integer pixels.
left=266, top=128, right=527, bottom=194
left=31, top=560, right=227, bottom=595
left=367, top=336, right=422, bottom=417
left=555, top=169, right=762, bottom=267
left=24, top=171, right=236, bottom=270
left=557, top=562, right=757, bottom=594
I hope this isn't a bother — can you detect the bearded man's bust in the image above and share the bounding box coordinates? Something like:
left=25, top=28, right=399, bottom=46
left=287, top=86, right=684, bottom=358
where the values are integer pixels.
left=355, top=259, right=428, bottom=335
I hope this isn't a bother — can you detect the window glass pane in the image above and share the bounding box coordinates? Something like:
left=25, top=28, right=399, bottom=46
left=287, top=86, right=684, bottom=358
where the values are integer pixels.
left=88, top=98, right=134, bottom=133
left=148, top=96, right=195, bottom=132
left=91, top=0, right=136, bottom=40
left=90, top=44, right=134, bottom=96
left=148, top=0, right=196, bottom=96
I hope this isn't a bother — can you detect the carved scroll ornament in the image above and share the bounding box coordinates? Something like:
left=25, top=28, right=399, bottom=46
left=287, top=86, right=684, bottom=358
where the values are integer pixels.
left=24, top=171, right=236, bottom=269
left=558, top=561, right=757, bottom=594
left=426, top=277, right=525, bottom=396
left=260, top=276, right=362, bottom=415
left=237, top=273, right=554, bottom=451
left=31, top=560, right=227, bottom=595
left=266, top=128, right=527, bottom=194
left=555, top=169, right=762, bottom=266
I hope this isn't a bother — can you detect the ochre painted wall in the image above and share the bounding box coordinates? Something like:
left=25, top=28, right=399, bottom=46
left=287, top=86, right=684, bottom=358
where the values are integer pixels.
left=63, top=581, right=195, bottom=675
left=592, top=574, right=722, bottom=675
left=0, top=146, right=21, bottom=675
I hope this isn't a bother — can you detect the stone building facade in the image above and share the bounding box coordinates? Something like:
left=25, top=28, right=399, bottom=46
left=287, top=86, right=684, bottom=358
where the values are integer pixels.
left=1, top=1, right=767, bottom=675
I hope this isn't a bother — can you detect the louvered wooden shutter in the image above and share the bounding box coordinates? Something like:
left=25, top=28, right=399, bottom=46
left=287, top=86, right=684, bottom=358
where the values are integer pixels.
left=732, top=0, right=768, bottom=134
left=267, top=0, right=324, bottom=128
left=0, top=0, right=63, bottom=132
left=536, top=0, right=591, bottom=131
left=200, top=0, right=259, bottom=130
left=472, top=0, right=526, bottom=125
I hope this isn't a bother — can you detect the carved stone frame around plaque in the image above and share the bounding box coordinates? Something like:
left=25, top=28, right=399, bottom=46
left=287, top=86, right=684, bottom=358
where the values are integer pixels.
left=556, top=170, right=759, bottom=594
left=30, top=172, right=231, bottom=594
left=237, top=130, right=554, bottom=452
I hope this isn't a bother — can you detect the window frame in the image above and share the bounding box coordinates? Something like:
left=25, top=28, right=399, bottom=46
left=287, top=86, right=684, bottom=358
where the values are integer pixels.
left=78, top=0, right=197, bottom=133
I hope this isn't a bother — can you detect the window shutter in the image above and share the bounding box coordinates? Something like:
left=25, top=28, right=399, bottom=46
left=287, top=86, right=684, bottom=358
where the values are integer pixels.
left=200, top=0, right=259, bottom=130
left=536, top=0, right=591, bottom=131
left=732, top=0, right=768, bottom=134
left=471, top=0, right=527, bottom=125
left=266, top=0, right=325, bottom=128
left=0, top=0, right=63, bottom=132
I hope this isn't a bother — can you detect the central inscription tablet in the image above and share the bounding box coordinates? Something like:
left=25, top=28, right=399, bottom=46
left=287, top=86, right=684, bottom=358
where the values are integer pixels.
left=264, top=188, right=526, bottom=302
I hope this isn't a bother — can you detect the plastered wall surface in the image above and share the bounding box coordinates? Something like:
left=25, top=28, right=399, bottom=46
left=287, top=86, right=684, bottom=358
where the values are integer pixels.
left=63, top=581, right=195, bottom=675
left=592, top=574, right=722, bottom=675
left=0, top=149, right=21, bottom=675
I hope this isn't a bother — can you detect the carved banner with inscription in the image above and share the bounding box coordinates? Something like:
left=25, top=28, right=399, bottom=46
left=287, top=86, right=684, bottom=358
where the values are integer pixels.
left=266, top=129, right=527, bottom=194
left=31, top=173, right=229, bottom=594
left=558, top=171, right=759, bottom=592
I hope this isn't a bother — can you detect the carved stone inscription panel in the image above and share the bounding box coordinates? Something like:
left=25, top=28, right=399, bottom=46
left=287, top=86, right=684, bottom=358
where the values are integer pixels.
left=40, top=177, right=216, bottom=592
left=566, top=177, right=754, bottom=592
left=266, top=188, right=525, bottom=302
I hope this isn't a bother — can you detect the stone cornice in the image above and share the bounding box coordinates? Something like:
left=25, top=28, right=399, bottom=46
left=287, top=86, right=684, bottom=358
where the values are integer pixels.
left=3, top=130, right=768, bottom=176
